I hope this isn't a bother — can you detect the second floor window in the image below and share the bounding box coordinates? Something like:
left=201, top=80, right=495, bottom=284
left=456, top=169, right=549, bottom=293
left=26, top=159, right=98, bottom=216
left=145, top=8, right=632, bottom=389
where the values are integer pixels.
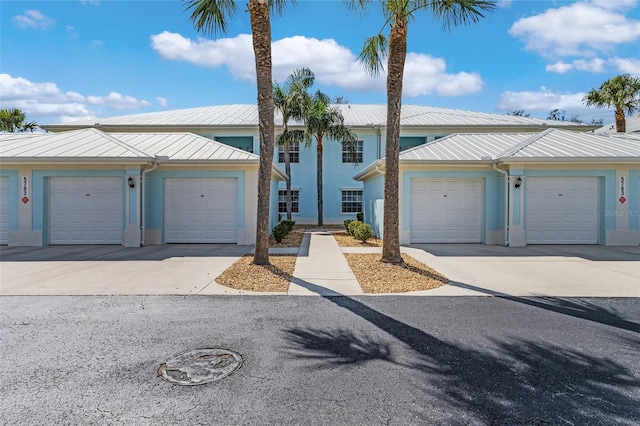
left=278, top=142, right=299, bottom=163
left=342, top=140, right=363, bottom=163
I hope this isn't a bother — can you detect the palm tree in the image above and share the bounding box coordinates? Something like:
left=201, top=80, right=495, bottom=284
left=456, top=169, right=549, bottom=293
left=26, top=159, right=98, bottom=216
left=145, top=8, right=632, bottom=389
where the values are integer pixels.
left=583, top=74, right=640, bottom=133
left=184, top=0, right=290, bottom=265
left=347, top=0, right=495, bottom=264
left=0, top=108, right=38, bottom=133
left=273, top=67, right=315, bottom=220
left=304, top=90, right=358, bottom=226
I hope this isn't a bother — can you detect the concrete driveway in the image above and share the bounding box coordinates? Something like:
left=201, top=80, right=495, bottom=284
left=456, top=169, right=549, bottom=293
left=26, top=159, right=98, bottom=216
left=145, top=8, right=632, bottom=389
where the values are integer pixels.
left=404, top=244, right=640, bottom=297
left=1, top=243, right=638, bottom=297
left=0, top=244, right=255, bottom=295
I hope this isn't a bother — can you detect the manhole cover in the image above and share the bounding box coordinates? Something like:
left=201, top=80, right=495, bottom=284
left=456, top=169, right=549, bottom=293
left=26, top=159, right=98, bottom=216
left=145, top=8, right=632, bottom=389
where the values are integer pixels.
left=158, top=348, right=242, bottom=386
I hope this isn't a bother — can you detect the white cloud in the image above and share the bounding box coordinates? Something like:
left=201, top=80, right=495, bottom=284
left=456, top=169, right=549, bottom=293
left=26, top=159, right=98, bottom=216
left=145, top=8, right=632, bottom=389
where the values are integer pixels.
left=546, top=57, right=640, bottom=75
left=87, top=92, right=151, bottom=109
left=509, top=1, right=640, bottom=57
left=66, top=25, right=74, bottom=32
left=608, top=57, right=640, bottom=75
left=0, top=73, right=152, bottom=123
left=150, top=31, right=483, bottom=98
left=497, top=86, right=586, bottom=112
left=497, top=0, right=513, bottom=8
left=156, top=97, right=168, bottom=108
left=12, top=10, right=56, bottom=30
left=496, top=86, right=611, bottom=121
left=80, top=0, right=100, bottom=5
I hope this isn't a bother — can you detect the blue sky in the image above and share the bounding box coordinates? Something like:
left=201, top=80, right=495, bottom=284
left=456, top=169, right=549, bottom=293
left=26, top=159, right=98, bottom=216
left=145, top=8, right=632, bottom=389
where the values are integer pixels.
left=1, top=0, right=639, bottom=125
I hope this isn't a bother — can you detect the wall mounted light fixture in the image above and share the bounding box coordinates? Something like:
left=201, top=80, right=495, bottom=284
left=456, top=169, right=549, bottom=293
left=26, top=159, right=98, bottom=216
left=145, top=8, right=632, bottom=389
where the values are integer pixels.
left=514, top=177, right=522, bottom=189
left=127, top=177, right=135, bottom=188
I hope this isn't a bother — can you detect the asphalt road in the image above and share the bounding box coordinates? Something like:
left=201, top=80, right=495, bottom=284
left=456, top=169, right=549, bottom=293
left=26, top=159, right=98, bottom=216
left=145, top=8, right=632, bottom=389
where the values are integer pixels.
left=1, top=296, right=639, bottom=425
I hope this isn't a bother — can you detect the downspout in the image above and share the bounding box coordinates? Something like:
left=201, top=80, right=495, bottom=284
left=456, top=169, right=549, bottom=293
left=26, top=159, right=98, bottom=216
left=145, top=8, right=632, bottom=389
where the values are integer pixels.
left=140, top=160, right=159, bottom=246
left=492, top=163, right=509, bottom=246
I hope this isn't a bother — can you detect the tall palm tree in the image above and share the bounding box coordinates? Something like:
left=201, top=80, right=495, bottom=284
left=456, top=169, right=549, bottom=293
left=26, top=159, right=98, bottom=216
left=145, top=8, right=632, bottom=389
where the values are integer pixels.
left=273, top=67, right=315, bottom=220
left=0, top=108, right=38, bottom=133
left=304, top=90, right=358, bottom=226
left=347, top=0, right=495, bottom=264
left=583, top=74, right=640, bottom=133
left=184, top=0, right=291, bottom=265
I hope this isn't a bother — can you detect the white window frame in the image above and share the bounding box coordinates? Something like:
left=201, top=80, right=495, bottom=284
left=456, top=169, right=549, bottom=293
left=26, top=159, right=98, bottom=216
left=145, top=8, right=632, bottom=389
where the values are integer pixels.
left=341, top=189, right=363, bottom=213
left=342, top=140, right=363, bottom=164
left=278, top=142, right=300, bottom=163
left=278, top=189, right=300, bottom=213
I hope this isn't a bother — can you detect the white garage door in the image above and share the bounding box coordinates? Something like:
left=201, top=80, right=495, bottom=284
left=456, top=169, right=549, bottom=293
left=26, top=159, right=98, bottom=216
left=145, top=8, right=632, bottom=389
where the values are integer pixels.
left=0, top=176, right=9, bottom=244
left=50, top=177, right=124, bottom=244
left=525, top=177, right=598, bottom=244
left=164, top=178, right=238, bottom=243
left=410, top=179, right=483, bottom=243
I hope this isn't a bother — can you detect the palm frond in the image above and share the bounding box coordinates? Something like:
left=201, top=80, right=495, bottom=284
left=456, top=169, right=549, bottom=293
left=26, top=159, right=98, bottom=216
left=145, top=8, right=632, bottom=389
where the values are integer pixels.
left=429, top=0, right=496, bottom=31
left=345, top=0, right=373, bottom=12
left=270, top=0, right=295, bottom=17
left=183, top=0, right=239, bottom=36
left=358, top=34, right=388, bottom=77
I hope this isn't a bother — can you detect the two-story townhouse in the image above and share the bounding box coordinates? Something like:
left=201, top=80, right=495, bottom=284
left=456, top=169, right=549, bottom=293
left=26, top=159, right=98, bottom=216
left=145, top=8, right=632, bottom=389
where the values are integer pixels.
left=42, top=104, right=593, bottom=228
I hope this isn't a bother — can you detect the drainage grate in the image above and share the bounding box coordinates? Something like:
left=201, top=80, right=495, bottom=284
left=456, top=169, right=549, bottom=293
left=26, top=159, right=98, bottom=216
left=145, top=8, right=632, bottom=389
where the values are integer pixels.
left=158, top=348, right=243, bottom=386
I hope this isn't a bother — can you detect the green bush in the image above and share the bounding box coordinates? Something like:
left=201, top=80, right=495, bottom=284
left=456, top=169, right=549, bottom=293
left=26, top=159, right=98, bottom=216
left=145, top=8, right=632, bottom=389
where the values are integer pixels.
left=353, top=222, right=373, bottom=243
left=356, top=212, right=364, bottom=222
left=347, top=220, right=362, bottom=236
left=272, top=219, right=295, bottom=242
left=281, top=219, right=295, bottom=233
left=344, top=219, right=353, bottom=232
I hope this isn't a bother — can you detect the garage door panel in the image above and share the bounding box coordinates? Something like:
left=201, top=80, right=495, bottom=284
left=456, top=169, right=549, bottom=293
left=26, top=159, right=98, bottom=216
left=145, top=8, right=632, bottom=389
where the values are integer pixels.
left=49, top=177, right=123, bottom=245
left=410, top=178, right=483, bottom=243
left=164, top=178, right=238, bottom=243
left=525, top=177, right=598, bottom=244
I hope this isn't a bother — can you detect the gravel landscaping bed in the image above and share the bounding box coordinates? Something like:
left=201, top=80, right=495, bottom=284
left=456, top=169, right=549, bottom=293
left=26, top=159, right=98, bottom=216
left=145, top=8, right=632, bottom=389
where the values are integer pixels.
left=215, top=254, right=296, bottom=293
left=344, top=253, right=449, bottom=294
left=332, top=230, right=383, bottom=247
left=269, top=230, right=304, bottom=248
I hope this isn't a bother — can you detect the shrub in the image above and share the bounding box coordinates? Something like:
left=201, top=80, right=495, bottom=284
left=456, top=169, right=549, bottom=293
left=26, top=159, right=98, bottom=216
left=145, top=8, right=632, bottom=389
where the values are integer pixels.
left=281, top=219, right=295, bottom=233
left=356, top=212, right=364, bottom=222
left=347, top=220, right=362, bottom=236
left=272, top=219, right=295, bottom=242
left=344, top=219, right=353, bottom=231
left=353, top=222, right=373, bottom=243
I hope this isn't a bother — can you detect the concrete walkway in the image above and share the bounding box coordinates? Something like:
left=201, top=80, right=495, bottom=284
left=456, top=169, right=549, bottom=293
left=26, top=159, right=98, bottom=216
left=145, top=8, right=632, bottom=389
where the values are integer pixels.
left=288, top=231, right=363, bottom=296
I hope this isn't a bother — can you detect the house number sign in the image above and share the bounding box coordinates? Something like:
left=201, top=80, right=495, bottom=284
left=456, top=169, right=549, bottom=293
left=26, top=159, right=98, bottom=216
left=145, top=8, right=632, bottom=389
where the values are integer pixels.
left=619, top=176, right=626, bottom=204
left=21, top=176, right=29, bottom=204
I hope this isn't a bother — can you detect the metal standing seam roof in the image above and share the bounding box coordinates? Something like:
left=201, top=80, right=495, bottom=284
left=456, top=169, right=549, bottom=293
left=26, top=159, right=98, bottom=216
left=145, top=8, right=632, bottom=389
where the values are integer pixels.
left=399, top=133, right=533, bottom=161
left=44, top=104, right=594, bottom=129
left=0, top=128, right=151, bottom=160
left=505, top=128, right=640, bottom=159
left=110, top=132, right=259, bottom=161
left=355, top=128, right=639, bottom=180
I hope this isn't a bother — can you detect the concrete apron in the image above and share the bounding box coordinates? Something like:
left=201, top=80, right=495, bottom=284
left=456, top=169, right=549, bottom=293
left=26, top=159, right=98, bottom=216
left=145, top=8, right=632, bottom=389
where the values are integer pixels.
left=1, top=242, right=638, bottom=297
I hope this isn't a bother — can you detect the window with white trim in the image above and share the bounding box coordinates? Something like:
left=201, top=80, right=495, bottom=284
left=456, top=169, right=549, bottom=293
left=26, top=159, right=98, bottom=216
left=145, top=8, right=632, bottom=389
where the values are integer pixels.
left=341, top=190, right=362, bottom=213
left=342, top=140, right=363, bottom=163
left=278, top=142, right=299, bottom=163
left=278, top=189, right=299, bottom=213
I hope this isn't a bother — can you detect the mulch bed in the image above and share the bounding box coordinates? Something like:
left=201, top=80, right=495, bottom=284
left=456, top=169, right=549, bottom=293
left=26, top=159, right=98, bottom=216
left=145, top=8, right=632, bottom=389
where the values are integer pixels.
left=332, top=230, right=383, bottom=247
left=344, top=253, right=449, bottom=293
left=215, top=254, right=296, bottom=293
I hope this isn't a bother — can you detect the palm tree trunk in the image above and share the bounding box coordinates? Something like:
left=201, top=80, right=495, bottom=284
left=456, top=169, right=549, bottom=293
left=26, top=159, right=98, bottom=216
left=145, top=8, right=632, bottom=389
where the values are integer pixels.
left=316, top=136, right=323, bottom=226
left=615, top=107, right=626, bottom=133
left=381, top=19, right=407, bottom=265
left=250, top=0, right=274, bottom=266
left=284, top=143, right=292, bottom=221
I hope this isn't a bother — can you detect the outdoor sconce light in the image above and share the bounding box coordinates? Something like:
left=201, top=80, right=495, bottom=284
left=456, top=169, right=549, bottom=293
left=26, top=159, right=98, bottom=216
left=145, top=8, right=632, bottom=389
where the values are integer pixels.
left=514, top=177, right=522, bottom=189
left=127, top=177, right=135, bottom=188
